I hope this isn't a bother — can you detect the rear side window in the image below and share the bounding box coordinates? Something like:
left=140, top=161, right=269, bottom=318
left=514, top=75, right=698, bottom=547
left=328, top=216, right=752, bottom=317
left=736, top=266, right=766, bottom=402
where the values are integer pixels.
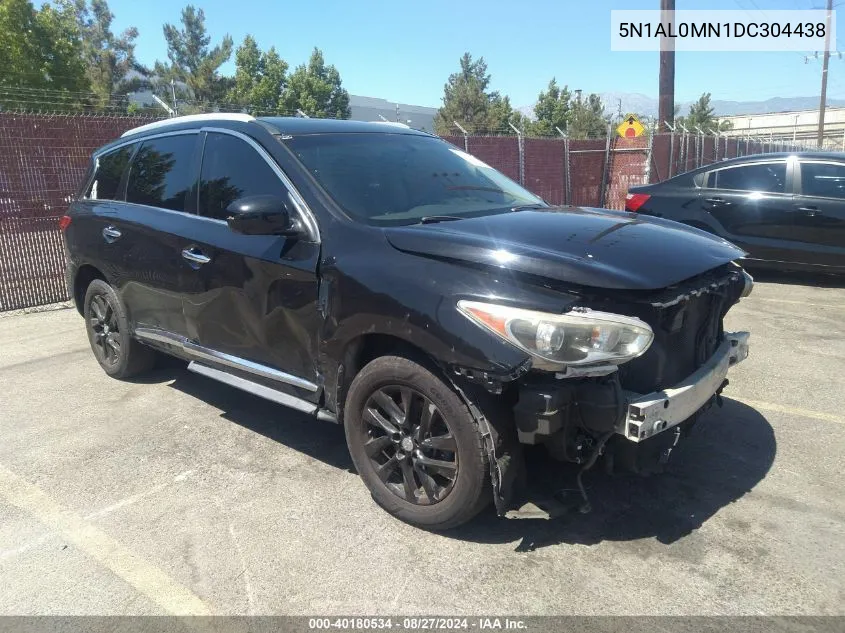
left=84, top=146, right=133, bottom=200
left=800, top=162, right=845, bottom=199
left=198, top=133, right=285, bottom=220
left=710, top=162, right=786, bottom=193
left=126, top=134, right=198, bottom=212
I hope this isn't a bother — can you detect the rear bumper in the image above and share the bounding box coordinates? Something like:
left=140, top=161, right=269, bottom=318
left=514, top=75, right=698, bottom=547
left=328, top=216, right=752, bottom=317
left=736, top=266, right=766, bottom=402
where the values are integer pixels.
left=620, top=331, right=750, bottom=442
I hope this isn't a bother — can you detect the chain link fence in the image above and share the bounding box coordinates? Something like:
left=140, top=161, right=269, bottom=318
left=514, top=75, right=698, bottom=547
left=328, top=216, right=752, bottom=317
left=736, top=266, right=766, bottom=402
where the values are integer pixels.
left=0, top=112, right=828, bottom=311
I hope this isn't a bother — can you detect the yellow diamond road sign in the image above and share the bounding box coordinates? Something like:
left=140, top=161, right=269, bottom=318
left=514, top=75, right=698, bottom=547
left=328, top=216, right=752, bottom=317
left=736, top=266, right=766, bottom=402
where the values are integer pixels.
left=617, top=114, right=645, bottom=138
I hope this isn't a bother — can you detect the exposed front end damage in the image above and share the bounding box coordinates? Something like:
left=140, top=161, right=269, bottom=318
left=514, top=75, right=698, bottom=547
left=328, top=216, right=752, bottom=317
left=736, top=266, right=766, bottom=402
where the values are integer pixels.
left=452, top=264, right=752, bottom=516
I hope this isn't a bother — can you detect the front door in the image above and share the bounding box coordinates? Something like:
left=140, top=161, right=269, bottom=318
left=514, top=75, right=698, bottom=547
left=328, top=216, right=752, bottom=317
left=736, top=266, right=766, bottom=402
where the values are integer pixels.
left=182, top=130, right=321, bottom=396
left=700, top=159, right=806, bottom=264
left=793, top=159, right=845, bottom=268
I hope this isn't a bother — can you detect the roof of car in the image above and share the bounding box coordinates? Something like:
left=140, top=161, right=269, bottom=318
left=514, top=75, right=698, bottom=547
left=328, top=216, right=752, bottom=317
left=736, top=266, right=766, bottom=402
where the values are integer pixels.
left=701, top=151, right=845, bottom=169
left=257, top=116, right=432, bottom=136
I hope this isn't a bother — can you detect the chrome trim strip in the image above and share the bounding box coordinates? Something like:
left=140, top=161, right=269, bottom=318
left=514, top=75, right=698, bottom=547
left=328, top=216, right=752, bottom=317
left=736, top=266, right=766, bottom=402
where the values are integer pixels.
left=201, top=126, right=321, bottom=243
left=187, top=362, right=317, bottom=414
left=121, top=113, right=255, bottom=138
left=112, top=201, right=227, bottom=225
left=134, top=327, right=318, bottom=393
left=134, top=328, right=183, bottom=346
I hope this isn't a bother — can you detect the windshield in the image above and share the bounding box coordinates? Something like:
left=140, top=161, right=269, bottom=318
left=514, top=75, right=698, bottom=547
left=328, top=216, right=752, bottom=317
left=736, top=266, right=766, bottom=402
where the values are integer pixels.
left=283, top=133, right=546, bottom=226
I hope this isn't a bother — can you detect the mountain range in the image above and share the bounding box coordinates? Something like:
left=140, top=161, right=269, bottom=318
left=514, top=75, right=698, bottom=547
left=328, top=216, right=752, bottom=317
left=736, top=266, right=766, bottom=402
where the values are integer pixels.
left=519, top=93, right=845, bottom=120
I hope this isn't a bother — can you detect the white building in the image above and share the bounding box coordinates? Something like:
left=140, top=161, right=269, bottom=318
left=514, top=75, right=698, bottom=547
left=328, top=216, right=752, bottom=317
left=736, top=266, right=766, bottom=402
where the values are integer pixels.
left=719, top=107, right=845, bottom=149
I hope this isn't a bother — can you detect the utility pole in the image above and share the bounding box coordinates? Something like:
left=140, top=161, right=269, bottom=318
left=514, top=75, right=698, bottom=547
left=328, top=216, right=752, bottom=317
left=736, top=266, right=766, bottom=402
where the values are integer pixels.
left=817, top=0, right=833, bottom=148
left=169, top=79, right=178, bottom=116
left=658, top=0, right=675, bottom=133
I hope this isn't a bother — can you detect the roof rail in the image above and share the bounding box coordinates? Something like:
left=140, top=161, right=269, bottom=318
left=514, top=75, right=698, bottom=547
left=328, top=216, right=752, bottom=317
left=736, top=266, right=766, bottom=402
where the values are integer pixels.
left=120, top=113, right=256, bottom=138
left=372, top=121, right=410, bottom=128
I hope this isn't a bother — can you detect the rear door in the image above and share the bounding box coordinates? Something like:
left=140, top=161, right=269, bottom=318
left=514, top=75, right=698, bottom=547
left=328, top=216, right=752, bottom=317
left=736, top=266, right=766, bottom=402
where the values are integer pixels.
left=74, top=144, right=135, bottom=290
left=182, top=129, right=322, bottom=397
left=119, top=131, right=201, bottom=336
left=793, top=159, right=845, bottom=268
left=699, top=159, right=803, bottom=263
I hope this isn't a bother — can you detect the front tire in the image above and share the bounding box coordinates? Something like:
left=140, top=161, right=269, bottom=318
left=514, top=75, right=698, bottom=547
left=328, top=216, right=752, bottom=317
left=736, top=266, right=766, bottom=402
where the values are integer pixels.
left=344, top=355, right=489, bottom=530
left=83, top=279, right=155, bottom=379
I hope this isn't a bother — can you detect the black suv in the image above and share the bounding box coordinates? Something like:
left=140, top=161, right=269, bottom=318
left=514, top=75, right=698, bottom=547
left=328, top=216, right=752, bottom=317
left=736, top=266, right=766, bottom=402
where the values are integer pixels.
left=62, top=114, right=752, bottom=529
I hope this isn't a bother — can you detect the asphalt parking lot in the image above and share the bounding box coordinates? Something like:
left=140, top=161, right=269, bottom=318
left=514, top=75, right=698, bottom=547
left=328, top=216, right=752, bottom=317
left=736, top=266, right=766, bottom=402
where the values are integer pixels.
left=0, top=274, right=843, bottom=616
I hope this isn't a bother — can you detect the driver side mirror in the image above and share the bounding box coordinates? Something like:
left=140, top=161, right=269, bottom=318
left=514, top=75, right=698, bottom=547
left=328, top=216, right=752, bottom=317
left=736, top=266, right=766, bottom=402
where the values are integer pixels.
left=226, top=195, right=302, bottom=236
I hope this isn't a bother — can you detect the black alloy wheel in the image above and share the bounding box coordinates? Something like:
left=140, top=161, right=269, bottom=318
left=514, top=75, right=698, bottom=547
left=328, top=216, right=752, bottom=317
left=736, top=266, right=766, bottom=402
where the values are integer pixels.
left=82, top=279, right=155, bottom=379
left=362, top=385, right=459, bottom=505
left=344, top=355, right=489, bottom=530
left=88, top=292, right=122, bottom=367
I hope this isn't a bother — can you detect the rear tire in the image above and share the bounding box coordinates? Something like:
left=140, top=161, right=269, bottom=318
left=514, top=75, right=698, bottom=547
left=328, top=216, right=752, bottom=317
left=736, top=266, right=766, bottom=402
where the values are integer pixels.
left=83, top=279, right=155, bottom=379
left=344, top=355, right=489, bottom=530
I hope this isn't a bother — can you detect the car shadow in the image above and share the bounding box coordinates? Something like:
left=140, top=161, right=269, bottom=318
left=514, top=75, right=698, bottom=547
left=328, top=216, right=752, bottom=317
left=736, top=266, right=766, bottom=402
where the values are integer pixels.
left=131, top=365, right=775, bottom=550
left=744, top=266, right=845, bottom=289
left=131, top=362, right=354, bottom=474
left=447, top=397, right=776, bottom=550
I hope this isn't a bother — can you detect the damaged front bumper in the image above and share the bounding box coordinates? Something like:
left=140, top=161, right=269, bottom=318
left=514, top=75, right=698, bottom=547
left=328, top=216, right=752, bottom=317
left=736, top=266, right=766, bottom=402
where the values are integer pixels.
left=622, top=331, right=750, bottom=442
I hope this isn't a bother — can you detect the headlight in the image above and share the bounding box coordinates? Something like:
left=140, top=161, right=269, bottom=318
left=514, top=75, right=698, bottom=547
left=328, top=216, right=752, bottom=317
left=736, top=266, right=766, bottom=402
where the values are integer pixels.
left=457, top=300, right=654, bottom=370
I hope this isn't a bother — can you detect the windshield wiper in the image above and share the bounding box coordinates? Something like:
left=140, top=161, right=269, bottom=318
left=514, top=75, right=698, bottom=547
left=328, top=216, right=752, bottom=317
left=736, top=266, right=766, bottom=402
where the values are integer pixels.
left=510, top=203, right=548, bottom=212
left=419, top=215, right=465, bottom=224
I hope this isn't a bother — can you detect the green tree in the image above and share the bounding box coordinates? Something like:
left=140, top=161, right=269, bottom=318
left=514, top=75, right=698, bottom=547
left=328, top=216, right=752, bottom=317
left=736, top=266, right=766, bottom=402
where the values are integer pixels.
left=76, top=0, right=146, bottom=108
left=0, top=0, right=89, bottom=109
left=677, top=93, right=732, bottom=132
left=433, top=53, right=494, bottom=134
left=227, top=35, right=288, bottom=114
left=568, top=93, right=609, bottom=139
left=531, top=78, right=572, bottom=136
left=279, top=48, right=350, bottom=119
left=154, top=5, right=232, bottom=107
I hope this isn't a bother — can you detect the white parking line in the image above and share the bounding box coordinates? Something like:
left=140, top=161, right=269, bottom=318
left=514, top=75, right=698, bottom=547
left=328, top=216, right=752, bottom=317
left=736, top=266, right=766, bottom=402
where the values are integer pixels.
left=0, top=464, right=212, bottom=615
left=735, top=398, right=843, bottom=425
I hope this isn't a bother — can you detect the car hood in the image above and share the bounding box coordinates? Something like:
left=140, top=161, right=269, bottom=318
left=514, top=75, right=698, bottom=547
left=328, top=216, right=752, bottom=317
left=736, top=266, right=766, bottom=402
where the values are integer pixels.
left=384, top=207, right=746, bottom=290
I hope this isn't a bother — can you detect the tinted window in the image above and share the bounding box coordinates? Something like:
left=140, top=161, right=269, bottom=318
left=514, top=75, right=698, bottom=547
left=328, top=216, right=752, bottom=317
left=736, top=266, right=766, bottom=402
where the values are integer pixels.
left=85, top=146, right=132, bottom=200
left=283, top=133, right=545, bottom=226
left=199, top=133, right=285, bottom=220
left=801, top=162, right=845, bottom=199
left=126, top=134, right=198, bottom=211
left=714, top=162, right=786, bottom=193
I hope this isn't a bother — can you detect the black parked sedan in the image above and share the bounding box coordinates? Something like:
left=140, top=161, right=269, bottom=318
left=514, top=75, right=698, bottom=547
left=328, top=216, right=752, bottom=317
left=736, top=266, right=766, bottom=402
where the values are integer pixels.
left=626, top=152, right=845, bottom=273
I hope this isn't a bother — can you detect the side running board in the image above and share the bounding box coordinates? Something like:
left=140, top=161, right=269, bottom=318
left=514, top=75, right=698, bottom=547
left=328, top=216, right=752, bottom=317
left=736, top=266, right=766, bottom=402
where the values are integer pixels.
left=188, top=362, right=319, bottom=414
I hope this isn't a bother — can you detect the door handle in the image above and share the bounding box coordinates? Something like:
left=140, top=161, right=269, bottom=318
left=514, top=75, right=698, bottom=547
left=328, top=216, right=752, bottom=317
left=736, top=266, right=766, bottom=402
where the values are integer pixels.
left=102, top=226, right=121, bottom=242
left=704, top=197, right=730, bottom=206
left=796, top=206, right=819, bottom=216
left=181, top=247, right=211, bottom=265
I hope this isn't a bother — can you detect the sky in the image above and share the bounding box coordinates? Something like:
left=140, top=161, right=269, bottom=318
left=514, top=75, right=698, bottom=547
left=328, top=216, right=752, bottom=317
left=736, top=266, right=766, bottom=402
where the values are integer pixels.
left=108, top=0, right=845, bottom=108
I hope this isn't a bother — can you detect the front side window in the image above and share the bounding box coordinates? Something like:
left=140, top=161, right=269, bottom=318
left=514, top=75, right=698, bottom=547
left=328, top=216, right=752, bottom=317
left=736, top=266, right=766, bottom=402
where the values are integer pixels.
left=283, top=133, right=545, bottom=226
left=800, top=162, right=845, bottom=199
left=126, top=134, right=198, bottom=212
left=711, top=162, right=787, bottom=193
left=85, top=146, right=133, bottom=200
left=198, top=133, right=286, bottom=221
